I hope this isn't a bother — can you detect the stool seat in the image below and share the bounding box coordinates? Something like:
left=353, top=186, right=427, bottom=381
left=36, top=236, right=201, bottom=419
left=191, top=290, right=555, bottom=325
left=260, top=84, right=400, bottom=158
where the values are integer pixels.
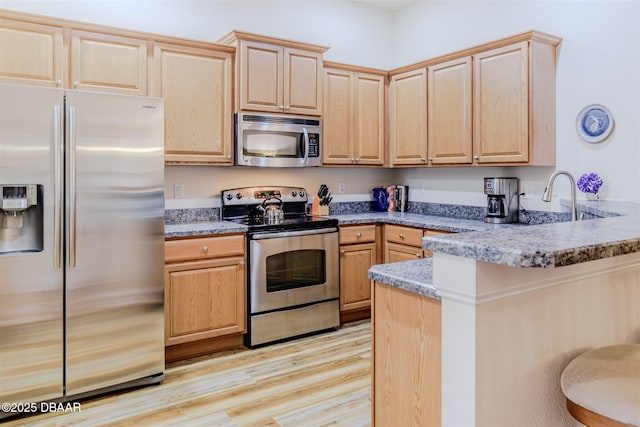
left=561, top=344, right=640, bottom=426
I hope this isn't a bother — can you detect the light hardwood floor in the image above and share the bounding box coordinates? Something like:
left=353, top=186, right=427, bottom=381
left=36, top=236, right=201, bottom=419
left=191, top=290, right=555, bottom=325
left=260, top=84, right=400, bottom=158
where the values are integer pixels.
left=4, top=321, right=371, bottom=427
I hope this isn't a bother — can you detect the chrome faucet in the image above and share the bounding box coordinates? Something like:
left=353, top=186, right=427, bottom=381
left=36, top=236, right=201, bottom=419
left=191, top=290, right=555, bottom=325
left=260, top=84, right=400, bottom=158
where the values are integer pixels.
left=542, top=170, right=578, bottom=221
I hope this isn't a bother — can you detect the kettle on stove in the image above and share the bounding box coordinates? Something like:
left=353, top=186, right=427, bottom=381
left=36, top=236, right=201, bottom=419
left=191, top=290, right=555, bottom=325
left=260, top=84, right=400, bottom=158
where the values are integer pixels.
left=258, top=196, right=284, bottom=224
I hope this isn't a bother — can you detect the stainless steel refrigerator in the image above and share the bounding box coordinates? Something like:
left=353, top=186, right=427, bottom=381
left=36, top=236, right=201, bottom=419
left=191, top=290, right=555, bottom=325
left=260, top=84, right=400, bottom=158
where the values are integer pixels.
left=0, top=84, right=165, bottom=412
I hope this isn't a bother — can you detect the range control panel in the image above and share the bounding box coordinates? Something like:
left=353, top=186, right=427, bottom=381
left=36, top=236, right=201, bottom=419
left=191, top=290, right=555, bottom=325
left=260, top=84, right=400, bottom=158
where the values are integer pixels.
left=221, top=186, right=308, bottom=206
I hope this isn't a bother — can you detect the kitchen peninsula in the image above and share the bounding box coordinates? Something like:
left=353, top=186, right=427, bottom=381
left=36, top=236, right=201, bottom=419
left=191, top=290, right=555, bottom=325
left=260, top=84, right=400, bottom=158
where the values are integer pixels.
left=369, top=203, right=640, bottom=427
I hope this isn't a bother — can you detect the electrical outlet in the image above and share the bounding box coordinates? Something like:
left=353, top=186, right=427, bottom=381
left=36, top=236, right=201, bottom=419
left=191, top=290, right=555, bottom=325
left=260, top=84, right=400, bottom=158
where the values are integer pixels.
left=173, top=184, right=184, bottom=199
left=338, top=181, right=346, bottom=194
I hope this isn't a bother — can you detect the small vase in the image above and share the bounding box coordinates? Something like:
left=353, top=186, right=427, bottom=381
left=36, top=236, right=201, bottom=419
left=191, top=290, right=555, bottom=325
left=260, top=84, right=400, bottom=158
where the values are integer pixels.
left=586, top=193, right=600, bottom=201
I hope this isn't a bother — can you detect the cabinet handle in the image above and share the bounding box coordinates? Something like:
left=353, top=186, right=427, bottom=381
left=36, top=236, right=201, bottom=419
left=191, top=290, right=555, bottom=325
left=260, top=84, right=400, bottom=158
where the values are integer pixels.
left=351, top=158, right=356, bottom=162
left=56, top=79, right=62, bottom=86
left=340, top=249, right=345, bottom=254
left=356, top=232, right=362, bottom=237
left=420, top=157, right=426, bottom=162
left=355, top=158, right=360, bottom=163
left=428, top=157, right=433, bottom=161
left=227, top=154, right=232, bottom=159
left=284, top=105, right=290, bottom=111
left=73, top=81, right=79, bottom=88
left=279, top=105, right=285, bottom=110
left=474, top=155, right=480, bottom=160
left=399, top=234, right=405, bottom=239
left=239, top=261, right=245, bottom=266
left=202, top=246, right=208, bottom=254
left=416, top=253, right=422, bottom=258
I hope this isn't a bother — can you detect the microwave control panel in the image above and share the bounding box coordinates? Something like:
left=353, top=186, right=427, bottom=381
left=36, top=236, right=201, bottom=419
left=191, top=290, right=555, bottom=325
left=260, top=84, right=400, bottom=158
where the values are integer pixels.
left=308, top=134, right=320, bottom=157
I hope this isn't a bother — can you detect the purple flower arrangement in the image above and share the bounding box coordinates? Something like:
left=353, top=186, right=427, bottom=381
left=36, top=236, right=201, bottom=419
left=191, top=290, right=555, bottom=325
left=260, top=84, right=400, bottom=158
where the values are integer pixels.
left=577, top=172, right=603, bottom=195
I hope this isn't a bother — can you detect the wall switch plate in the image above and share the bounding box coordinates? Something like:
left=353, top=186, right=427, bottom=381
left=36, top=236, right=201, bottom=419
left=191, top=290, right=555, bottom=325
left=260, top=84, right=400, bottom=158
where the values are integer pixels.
left=338, top=181, right=346, bottom=193
left=174, top=184, right=184, bottom=199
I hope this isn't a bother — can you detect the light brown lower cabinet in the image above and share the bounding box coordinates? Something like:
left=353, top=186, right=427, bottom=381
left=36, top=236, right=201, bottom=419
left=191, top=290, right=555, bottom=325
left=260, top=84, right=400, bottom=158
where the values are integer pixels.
left=339, top=224, right=381, bottom=323
left=164, top=234, right=246, bottom=361
left=372, top=280, right=442, bottom=426
left=383, top=224, right=453, bottom=263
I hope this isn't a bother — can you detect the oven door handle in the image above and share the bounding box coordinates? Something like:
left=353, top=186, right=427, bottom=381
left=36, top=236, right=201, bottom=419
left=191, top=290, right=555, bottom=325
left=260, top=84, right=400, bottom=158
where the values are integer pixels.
left=251, top=227, right=338, bottom=240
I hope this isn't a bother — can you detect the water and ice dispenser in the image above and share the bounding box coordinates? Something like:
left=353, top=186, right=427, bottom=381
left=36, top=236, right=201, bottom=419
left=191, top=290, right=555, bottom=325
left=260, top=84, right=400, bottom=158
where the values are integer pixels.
left=0, top=184, right=43, bottom=254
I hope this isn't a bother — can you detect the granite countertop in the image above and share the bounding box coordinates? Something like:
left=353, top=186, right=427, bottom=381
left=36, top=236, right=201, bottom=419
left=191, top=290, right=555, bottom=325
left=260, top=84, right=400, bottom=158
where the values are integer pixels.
left=368, top=258, right=437, bottom=299
left=423, top=212, right=640, bottom=268
left=165, top=201, right=640, bottom=269
left=165, top=221, right=247, bottom=238
left=329, top=211, right=514, bottom=233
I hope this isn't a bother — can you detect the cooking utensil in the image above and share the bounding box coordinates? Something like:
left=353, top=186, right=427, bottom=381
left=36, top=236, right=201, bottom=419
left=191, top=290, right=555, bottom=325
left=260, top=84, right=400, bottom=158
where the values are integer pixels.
left=258, top=196, right=284, bottom=224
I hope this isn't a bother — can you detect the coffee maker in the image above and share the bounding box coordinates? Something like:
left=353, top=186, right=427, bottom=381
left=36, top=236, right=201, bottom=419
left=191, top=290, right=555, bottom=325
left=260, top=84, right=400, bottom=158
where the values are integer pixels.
left=483, top=177, right=519, bottom=224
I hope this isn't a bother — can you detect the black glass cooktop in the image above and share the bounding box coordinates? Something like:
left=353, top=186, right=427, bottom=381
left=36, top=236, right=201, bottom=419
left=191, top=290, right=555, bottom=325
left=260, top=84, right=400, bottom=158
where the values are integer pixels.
left=230, top=214, right=338, bottom=233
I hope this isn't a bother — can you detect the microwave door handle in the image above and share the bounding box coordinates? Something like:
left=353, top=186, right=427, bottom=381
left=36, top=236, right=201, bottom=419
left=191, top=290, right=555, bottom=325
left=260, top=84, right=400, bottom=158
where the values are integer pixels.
left=302, top=127, right=309, bottom=166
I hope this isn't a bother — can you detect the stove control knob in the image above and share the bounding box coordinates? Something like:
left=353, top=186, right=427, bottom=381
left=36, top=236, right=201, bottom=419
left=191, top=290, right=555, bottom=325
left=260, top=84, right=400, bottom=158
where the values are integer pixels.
left=291, top=190, right=297, bottom=197
left=235, top=193, right=242, bottom=199
left=299, top=190, right=305, bottom=197
left=225, top=194, right=233, bottom=200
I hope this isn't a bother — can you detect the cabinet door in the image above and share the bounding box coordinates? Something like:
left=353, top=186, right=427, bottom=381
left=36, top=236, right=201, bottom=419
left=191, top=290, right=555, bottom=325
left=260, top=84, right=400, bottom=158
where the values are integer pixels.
left=0, top=18, right=64, bottom=87
left=340, top=242, right=376, bottom=312
left=284, top=47, right=322, bottom=115
left=354, top=72, right=385, bottom=165
left=165, top=257, right=245, bottom=346
left=323, top=68, right=354, bottom=164
left=389, top=68, right=428, bottom=166
left=428, top=57, right=472, bottom=165
left=70, top=30, right=148, bottom=95
left=239, top=41, right=283, bottom=113
left=384, top=242, right=423, bottom=264
left=473, top=42, right=529, bottom=163
left=155, top=43, right=233, bottom=164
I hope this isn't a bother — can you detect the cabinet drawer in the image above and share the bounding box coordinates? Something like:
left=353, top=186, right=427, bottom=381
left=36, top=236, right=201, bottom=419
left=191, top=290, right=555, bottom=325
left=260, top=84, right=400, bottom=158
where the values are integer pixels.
left=340, top=224, right=377, bottom=244
left=165, top=235, right=244, bottom=262
left=385, top=225, right=423, bottom=247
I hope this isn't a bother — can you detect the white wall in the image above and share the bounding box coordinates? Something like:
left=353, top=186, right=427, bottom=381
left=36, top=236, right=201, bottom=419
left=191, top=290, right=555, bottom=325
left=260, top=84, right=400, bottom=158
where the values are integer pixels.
left=393, top=0, right=640, bottom=209
left=4, top=0, right=639, bottom=210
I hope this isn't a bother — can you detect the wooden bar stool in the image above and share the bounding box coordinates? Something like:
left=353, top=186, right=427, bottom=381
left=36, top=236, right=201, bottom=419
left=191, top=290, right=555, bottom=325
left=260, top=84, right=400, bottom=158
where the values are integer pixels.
left=560, top=344, right=640, bottom=426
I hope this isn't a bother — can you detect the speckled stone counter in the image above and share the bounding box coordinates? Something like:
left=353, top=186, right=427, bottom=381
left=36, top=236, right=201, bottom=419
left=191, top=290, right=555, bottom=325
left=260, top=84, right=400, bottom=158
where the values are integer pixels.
left=368, top=258, right=438, bottom=299
left=330, top=211, right=513, bottom=233
left=423, top=214, right=640, bottom=268
left=165, top=221, right=247, bottom=238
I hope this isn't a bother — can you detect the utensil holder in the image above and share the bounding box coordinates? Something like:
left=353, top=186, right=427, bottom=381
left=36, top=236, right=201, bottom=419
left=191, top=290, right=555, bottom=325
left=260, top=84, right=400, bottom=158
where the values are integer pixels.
left=310, top=197, right=329, bottom=216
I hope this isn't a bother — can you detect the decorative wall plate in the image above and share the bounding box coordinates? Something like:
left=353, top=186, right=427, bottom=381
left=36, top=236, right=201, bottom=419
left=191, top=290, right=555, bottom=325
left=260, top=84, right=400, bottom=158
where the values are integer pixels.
left=576, top=104, right=614, bottom=143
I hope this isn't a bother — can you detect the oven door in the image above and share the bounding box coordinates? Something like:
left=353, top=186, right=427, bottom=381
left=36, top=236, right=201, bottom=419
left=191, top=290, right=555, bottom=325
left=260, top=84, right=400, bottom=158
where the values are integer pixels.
left=249, top=227, right=338, bottom=314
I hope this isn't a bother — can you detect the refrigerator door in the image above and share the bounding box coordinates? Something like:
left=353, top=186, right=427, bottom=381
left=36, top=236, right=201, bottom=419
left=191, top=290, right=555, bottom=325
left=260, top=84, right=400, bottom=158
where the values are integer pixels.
left=0, top=84, right=64, bottom=404
left=64, top=90, right=165, bottom=396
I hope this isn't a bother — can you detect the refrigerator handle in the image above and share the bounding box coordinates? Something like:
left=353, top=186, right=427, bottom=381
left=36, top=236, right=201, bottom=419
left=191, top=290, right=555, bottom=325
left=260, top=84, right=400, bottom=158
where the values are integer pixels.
left=54, top=105, right=63, bottom=269
left=69, top=107, right=77, bottom=268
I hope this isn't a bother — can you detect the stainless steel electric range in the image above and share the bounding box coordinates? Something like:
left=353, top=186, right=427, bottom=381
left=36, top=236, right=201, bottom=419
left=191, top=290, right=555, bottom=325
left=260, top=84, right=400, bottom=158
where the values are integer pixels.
left=221, top=186, right=340, bottom=347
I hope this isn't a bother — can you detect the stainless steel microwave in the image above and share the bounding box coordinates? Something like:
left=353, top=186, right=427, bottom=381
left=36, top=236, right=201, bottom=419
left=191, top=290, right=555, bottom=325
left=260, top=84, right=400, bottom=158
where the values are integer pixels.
left=235, top=112, right=322, bottom=167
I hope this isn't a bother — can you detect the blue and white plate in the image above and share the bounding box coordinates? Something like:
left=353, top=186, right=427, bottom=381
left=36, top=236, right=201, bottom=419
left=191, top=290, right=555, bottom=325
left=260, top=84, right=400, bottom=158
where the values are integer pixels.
left=576, top=104, right=614, bottom=143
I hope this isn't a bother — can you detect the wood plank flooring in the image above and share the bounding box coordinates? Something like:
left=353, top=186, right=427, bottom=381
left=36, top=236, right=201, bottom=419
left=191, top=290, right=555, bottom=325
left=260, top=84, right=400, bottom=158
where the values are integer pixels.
left=3, top=321, right=371, bottom=427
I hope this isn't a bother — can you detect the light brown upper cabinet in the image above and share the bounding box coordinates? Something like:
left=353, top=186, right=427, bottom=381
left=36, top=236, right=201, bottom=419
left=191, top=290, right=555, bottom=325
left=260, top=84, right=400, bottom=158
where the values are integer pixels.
left=0, top=13, right=149, bottom=95
left=220, top=31, right=328, bottom=116
left=473, top=38, right=558, bottom=165
left=0, top=18, right=65, bottom=87
left=389, top=30, right=560, bottom=167
left=323, top=63, right=386, bottom=166
left=427, top=56, right=473, bottom=165
left=389, top=68, right=428, bottom=166
left=70, top=30, right=149, bottom=95
left=154, top=43, right=234, bottom=165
